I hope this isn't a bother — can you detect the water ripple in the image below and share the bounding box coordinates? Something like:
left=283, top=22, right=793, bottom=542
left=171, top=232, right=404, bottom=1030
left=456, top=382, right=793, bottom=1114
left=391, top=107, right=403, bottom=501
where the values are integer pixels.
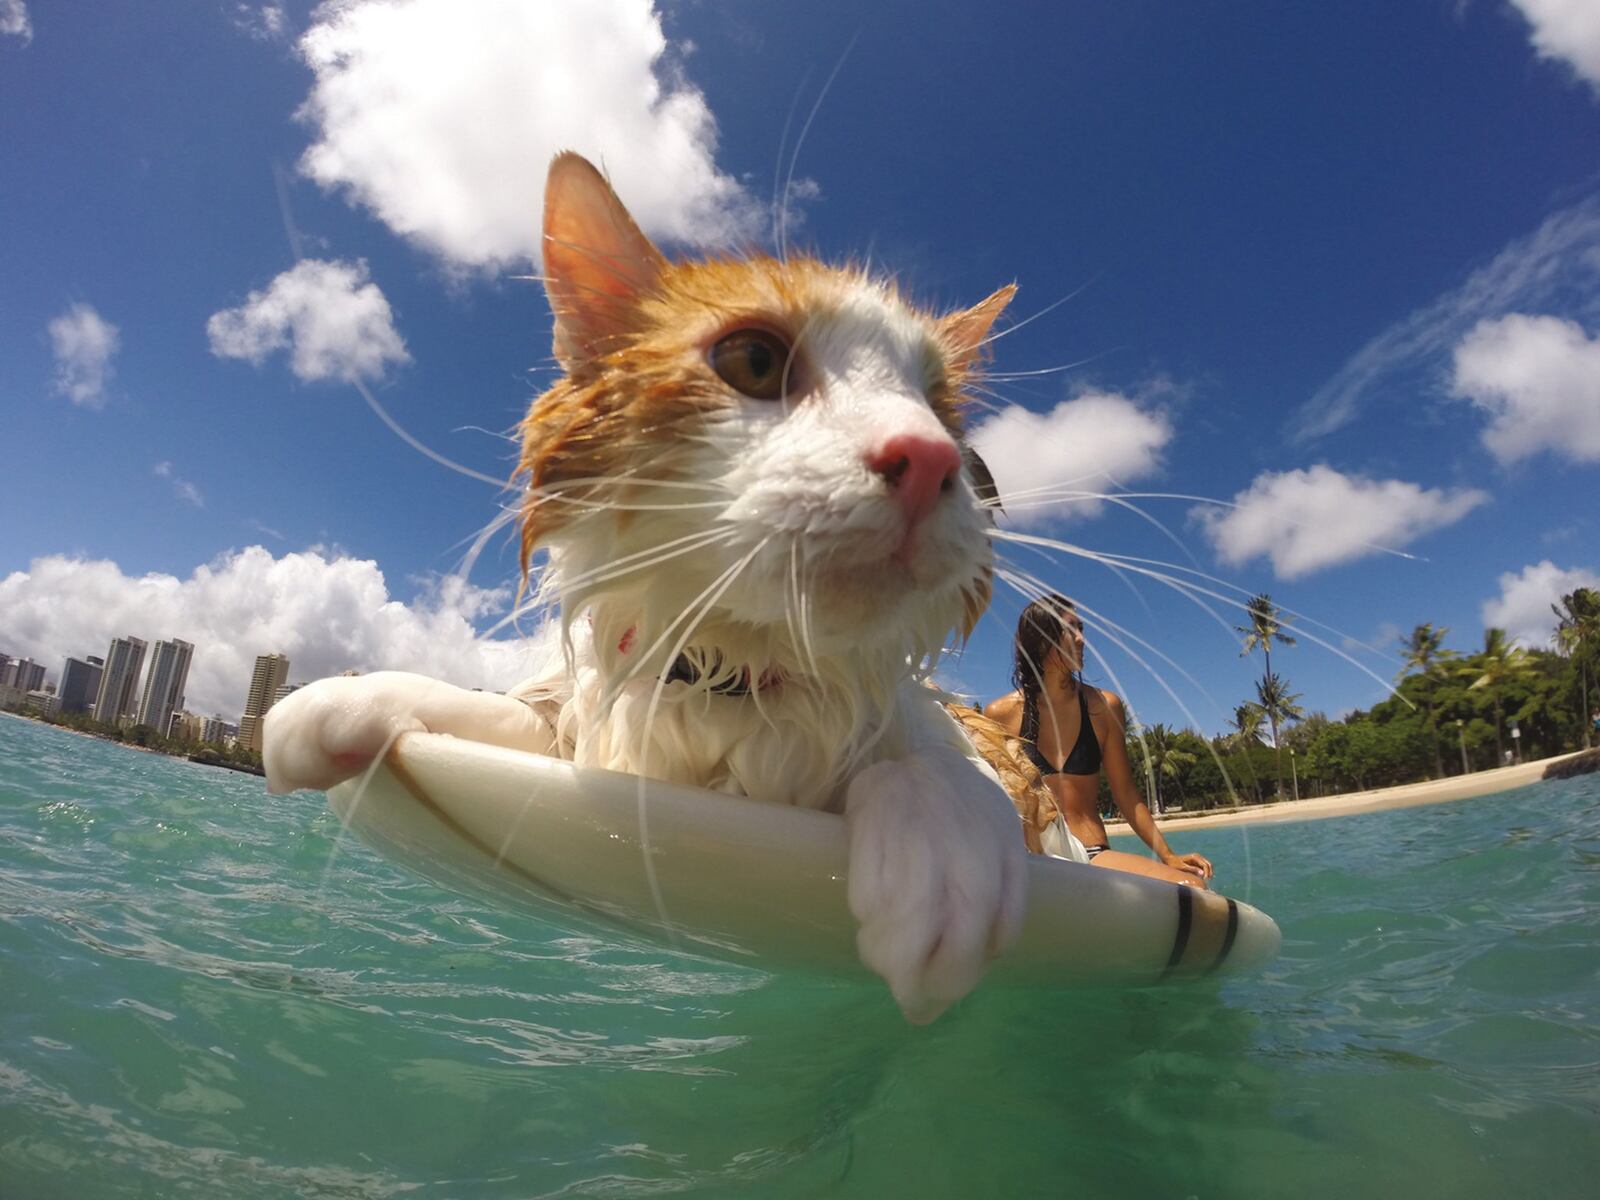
left=4, top=717, right=1599, bottom=1198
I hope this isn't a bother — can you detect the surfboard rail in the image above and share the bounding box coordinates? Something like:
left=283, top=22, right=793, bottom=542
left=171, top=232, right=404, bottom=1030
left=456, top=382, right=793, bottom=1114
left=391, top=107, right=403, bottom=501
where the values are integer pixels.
left=326, top=732, right=1281, bottom=987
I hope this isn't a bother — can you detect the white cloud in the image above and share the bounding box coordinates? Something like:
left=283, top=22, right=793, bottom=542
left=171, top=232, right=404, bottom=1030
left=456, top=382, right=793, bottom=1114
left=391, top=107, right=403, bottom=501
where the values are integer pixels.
left=1450, top=313, right=1600, bottom=464
left=1482, top=560, right=1600, bottom=648
left=207, top=259, right=409, bottom=383
left=293, top=0, right=760, bottom=271
left=0, top=548, right=548, bottom=718
left=1291, top=196, right=1600, bottom=441
left=48, top=303, right=120, bottom=409
left=1194, top=465, right=1489, bottom=580
left=1508, top=0, right=1600, bottom=94
left=967, top=390, right=1172, bottom=528
left=1, top=1, right=31, bottom=44
left=153, top=462, right=205, bottom=509
left=233, top=3, right=288, bottom=42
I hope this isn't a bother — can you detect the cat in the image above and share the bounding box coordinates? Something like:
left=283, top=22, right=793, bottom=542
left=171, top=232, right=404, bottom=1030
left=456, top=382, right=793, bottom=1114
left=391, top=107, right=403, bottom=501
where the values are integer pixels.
left=264, top=152, right=1045, bottom=1024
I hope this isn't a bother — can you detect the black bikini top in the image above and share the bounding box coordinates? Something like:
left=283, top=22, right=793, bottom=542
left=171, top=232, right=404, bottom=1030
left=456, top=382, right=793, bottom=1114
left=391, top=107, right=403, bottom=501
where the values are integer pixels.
left=1021, top=685, right=1103, bottom=777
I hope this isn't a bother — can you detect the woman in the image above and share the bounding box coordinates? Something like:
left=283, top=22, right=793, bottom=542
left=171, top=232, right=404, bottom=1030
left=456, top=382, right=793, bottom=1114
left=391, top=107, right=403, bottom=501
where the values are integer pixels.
left=985, top=594, right=1213, bottom=888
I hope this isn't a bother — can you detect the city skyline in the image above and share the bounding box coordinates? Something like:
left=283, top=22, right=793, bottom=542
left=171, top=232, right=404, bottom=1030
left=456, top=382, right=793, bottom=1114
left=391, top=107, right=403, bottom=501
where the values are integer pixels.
left=1, top=630, right=318, bottom=740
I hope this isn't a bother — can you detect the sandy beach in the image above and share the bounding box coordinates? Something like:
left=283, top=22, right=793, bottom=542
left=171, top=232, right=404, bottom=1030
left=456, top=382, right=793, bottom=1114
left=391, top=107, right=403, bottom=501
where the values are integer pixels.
left=1111, top=751, right=1587, bottom=832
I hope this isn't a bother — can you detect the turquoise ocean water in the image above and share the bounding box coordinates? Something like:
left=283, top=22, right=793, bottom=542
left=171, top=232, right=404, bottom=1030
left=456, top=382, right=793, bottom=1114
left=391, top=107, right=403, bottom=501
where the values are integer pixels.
left=2, top=713, right=1597, bottom=1198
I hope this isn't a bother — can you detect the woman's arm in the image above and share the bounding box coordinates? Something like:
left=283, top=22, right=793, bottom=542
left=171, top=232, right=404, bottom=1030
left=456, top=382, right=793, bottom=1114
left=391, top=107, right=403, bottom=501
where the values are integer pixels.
left=1096, top=691, right=1213, bottom=880
left=983, top=691, right=1024, bottom=737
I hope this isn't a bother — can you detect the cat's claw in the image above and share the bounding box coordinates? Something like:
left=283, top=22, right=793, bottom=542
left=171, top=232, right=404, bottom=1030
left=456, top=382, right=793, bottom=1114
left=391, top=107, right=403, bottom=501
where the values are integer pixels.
left=844, top=745, right=1027, bottom=1023
left=261, top=674, right=430, bottom=795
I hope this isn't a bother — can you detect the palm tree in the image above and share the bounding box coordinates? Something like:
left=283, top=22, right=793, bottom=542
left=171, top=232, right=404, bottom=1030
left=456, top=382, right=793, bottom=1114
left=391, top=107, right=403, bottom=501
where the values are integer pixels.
left=1237, top=594, right=1297, bottom=794
left=1225, top=701, right=1267, bottom=802
left=1255, top=672, right=1305, bottom=795
left=1138, top=723, right=1197, bottom=814
left=1466, top=628, right=1536, bottom=764
left=1553, top=588, right=1600, bottom=748
left=1398, top=623, right=1457, bottom=776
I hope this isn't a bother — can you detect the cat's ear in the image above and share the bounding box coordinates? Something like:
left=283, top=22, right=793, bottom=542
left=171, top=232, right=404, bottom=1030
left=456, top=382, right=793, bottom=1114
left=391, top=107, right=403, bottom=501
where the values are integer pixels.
left=542, top=153, right=666, bottom=364
left=938, top=284, right=1016, bottom=374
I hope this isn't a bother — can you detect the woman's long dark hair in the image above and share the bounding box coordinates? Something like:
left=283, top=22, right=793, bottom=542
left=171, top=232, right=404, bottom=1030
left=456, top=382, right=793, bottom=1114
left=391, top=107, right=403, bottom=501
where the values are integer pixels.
left=1011, top=593, right=1079, bottom=748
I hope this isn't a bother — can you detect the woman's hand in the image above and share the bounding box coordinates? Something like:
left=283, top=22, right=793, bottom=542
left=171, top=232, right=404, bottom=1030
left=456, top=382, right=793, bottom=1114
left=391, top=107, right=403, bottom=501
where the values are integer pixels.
left=1161, top=851, right=1214, bottom=880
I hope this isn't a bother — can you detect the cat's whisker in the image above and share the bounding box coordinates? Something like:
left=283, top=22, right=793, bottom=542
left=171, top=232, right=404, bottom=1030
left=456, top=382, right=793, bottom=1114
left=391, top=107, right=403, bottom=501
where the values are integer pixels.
left=952, top=388, right=1012, bottom=419
left=796, top=541, right=823, bottom=683
left=478, top=528, right=741, bottom=641
left=452, top=504, right=522, bottom=586
left=1099, top=490, right=1429, bottom=567
left=983, top=347, right=1122, bottom=381
left=526, top=473, right=727, bottom=495
left=532, top=495, right=730, bottom=514
left=631, top=537, right=773, bottom=938
left=990, top=488, right=1204, bottom=570
left=996, top=561, right=1224, bottom=715
left=449, top=423, right=520, bottom=445
left=1004, top=527, right=1404, bottom=667
left=347, top=377, right=506, bottom=488
left=992, top=528, right=1406, bottom=696
left=272, top=164, right=503, bottom=494
left=996, top=530, right=1269, bottom=648
left=991, top=521, right=1177, bottom=628
left=560, top=529, right=742, bottom=596
left=771, top=66, right=815, bottom=259
left=595, top=539, right=770, bottom=716
left=977, top=273, right=1102, bottom=348
left=779, top=31, right=860, bottom=262
left=783, top=539, right=806, bottom=674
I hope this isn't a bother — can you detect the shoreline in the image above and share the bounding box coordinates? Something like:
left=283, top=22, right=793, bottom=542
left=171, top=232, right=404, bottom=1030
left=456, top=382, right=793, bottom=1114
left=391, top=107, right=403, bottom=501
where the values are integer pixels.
left=0, top=709, right=263, bottom=775
left=1111, top=751, right=1586, bottom=832
left=0, top=708, right=168, bottom=758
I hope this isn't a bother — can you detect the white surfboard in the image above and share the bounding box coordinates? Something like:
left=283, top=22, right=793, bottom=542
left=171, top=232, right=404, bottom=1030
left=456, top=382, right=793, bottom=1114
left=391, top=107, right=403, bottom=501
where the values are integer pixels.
left=327, top=732, right=1281, bottom=986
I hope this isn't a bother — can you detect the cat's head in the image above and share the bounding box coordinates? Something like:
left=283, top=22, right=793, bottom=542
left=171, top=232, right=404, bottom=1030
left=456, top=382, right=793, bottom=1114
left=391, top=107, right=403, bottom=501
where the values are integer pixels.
left=518, top=153, right=1011, bottom=671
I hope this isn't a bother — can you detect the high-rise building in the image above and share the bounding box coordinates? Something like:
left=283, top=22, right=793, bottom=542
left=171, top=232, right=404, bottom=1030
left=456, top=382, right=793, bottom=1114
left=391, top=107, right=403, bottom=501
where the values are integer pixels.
left=58, top=655, right=105, bottom=714
left=2, top=657, right=46, bottom=692
left=93, top=637, right=147, bottom=725
left=136, top=638, right=194, bottom=735
left=168, top=711, right=204, bottom=742
left=238, top=653, right=290, bottom=752
left=200, top=715, right=238, bottom=745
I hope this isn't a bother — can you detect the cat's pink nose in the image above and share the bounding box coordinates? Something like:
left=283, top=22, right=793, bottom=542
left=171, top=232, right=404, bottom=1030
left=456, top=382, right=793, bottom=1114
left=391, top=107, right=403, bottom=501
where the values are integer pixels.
left=867, top=433, right=962, bottom=528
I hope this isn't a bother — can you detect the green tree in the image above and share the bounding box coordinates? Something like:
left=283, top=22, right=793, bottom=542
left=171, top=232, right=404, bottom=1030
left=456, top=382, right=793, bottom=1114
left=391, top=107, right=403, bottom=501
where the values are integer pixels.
left=1397, top=623, right=1457, bottom=777
left=1237, top=594, right=1298, bottom=795
left=1465, top=628, right=1537, bottom=764
left=1225, top=701, right=1267, bottom=802
left=1255, top=672, right=1305, bottom=798
left=1130, top=723, right=1198, bottom=814
left=1553, top=587, right=1600, bottom=748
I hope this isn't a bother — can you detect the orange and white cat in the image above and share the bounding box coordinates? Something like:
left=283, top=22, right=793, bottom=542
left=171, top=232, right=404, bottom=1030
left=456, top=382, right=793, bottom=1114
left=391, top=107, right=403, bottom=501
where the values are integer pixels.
left=265, top=153, right=1029, bottom=1023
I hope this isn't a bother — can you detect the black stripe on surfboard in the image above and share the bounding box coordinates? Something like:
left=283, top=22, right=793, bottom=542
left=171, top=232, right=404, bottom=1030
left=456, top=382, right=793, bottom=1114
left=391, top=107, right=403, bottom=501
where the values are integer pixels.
left=1161, top=884, right=1193, bottom=979
left=1207, top=899, right=1240, bottom=974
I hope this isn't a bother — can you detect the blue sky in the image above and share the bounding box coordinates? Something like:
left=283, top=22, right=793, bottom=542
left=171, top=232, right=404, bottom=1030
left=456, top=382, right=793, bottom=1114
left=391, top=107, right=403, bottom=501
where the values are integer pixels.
left=2, top=0, right=1597, bottom=729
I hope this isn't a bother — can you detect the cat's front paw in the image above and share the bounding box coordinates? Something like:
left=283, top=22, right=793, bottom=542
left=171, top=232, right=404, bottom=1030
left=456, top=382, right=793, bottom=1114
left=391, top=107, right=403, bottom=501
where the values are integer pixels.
left=262, top=673, right=430, bottom=795
left=844, top=745, right=1027, bottom=1023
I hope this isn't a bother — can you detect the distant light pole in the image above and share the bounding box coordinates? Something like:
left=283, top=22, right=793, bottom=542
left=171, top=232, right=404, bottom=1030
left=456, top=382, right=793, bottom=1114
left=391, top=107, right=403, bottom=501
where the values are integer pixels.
left=1289, top=747, right=1300, bottom=803
left=1456, top=719, right=1470, bottom=774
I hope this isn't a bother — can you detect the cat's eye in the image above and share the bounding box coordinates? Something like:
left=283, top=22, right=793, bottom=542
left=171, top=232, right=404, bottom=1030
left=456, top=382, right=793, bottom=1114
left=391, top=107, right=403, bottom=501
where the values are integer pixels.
left=709, top=329, right=793, bottom=401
